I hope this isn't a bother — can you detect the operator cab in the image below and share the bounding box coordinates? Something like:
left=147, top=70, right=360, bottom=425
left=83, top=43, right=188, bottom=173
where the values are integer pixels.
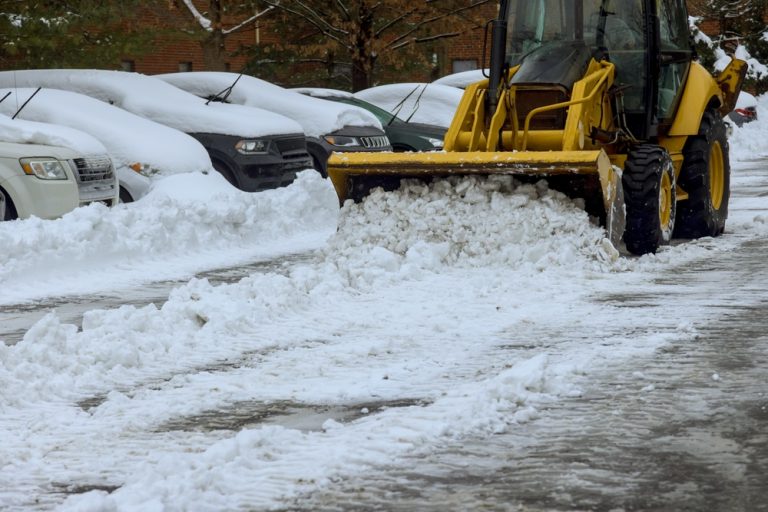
left=500, top=0, right=693, bottom=140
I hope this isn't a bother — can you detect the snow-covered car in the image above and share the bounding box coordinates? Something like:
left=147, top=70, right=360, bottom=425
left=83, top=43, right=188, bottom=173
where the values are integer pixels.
left=354, top=83, right=464, bottom=129
left=0, top=87, right=210, bottom=202
left=0, top=114, right=116, bottom=220
left=432, top=69, right=488, bottom=89
left=0, top=69, right=313, bottom=192
left=727, top=91, right=758, bottom=127
left=156, top=72, right=391, bottom=176
left=294, top=87, right=446, bottom=152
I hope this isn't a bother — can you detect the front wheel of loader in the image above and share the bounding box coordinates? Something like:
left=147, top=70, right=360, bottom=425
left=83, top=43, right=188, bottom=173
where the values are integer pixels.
left=673, top=109, right=730, bottom=238
left=622, top=145, right=676, bottom=255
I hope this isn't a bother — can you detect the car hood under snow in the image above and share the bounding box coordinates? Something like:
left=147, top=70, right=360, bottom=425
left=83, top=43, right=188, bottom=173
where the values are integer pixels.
left=354, top=83, right=464, bottom=129
left=0, top=113, right=107, bottom=157
left=0, top=88, right=212, bottom=176
left=0, top=69, right=304, bottom=139
left=157, top=72, right=382, bottom=138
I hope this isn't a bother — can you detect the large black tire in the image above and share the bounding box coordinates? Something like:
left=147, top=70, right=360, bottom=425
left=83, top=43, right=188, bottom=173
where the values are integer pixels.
left=673, top=109, right=730, bottom=238
left=622, top=144, right=676, bottom=255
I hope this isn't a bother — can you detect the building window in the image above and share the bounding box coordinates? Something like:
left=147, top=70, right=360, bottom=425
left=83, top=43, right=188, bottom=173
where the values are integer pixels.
left=178, top=61, right=193, bottom=72
left=452, top=59, right=477, bottom=74
left=121, top=60, right=135, bottom=72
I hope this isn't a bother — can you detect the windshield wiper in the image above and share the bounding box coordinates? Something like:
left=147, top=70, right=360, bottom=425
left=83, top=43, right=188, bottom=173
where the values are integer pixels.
left=0, top=91, right=11, bottom=105
left=404, top=83, right=429, bottom=123
left=12, top=87, right=41, bottom=119
left=389, top=84, right=421, bottom=125
left=206, top=73, right=244, bottom=105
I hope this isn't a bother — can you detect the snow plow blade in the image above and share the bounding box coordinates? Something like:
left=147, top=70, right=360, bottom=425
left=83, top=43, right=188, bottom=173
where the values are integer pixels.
left=327, top=149, right=625, bottom=247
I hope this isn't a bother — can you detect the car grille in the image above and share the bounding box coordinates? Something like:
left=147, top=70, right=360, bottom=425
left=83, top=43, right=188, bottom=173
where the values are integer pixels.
left=71, top=156, right=117, bottom=203
left=73, top=157, right=114, bottom=183
left=360, top=135, right=390, bottom=149
left=275, top=135, right=314, bottom=171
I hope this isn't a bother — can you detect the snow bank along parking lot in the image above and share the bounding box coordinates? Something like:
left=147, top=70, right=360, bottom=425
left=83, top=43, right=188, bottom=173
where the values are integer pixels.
left=1, top=94, right=768, bottom=509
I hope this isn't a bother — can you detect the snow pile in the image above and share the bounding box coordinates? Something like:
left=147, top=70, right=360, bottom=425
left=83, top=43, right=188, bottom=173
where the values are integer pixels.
left=0, top=87, right=212, bottom=175
left=355, top=83, right=464, bottom=128
left=326, top=176, right=620, bottom=290
left=0, top=170, right=337, bottom=304
left=0, top=113, right=106, bottom=156
left=0, top=69, right=303, bottom=138
left=157, top=72, right=382, bottom=137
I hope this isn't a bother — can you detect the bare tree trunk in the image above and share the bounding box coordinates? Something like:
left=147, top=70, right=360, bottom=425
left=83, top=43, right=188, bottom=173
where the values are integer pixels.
left=350, top=1, right=375, bottom=91
left=200, top=0, right=227, bottom=71
left=201, top=30, right=227, bottom=70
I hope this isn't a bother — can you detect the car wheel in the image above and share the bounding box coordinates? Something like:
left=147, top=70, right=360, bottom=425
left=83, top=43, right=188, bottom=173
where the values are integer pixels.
left=0, top=187, right=18, bottom=221
left=312, top=155, right=327, bottom=178
left=212, top=160, right=239, bottom=188
left=119, top=186, right=134, bottom=204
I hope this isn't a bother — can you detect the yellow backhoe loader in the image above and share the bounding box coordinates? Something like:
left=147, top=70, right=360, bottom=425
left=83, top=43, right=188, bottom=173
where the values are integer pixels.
left=327, top=0, right=746, bottom=255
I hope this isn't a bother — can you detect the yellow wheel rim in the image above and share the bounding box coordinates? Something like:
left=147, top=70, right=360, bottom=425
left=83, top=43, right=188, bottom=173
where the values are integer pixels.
left=709, top=141, right=725, bottom=210
left=659, top=170, right=673, bottom=228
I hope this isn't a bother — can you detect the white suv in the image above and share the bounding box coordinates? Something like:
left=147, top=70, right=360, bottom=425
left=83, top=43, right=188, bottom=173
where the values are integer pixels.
left=0, top=117, right=117, bottom=221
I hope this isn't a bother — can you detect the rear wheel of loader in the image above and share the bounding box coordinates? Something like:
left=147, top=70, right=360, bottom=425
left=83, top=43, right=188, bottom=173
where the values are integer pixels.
left=673, top=109, right=730, bottom=238
left=622, top=145, right=676, bottom=255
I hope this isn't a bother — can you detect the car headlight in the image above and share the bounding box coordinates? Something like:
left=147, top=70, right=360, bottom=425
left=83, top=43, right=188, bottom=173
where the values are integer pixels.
left=424, top=137, right=444, bottom=148
left=20, top=158, right=69, bottom=180
left=324, top=135, right=362, bottom=147
left=235, top=139, right=269, bottom=154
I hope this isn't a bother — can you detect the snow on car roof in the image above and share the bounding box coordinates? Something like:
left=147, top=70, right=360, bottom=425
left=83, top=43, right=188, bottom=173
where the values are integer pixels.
left=432, top=69, right=488, bottom=88
left=0, top=112, right=106, bottom=156
left=290, top=87, right=354, bottom=99
left=0, top=88, right=212, bottom=175
left=156, top=72, right=381, bottom=138
left=0, top=69, right=304, bottom=138
left=736, top=91, right=758, bottom=109
left=354, top=83, right=463, bottom=128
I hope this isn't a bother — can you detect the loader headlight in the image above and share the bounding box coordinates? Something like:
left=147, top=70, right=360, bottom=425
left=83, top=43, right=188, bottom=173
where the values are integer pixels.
left=324, top=135, right=362, bottom=147
left=235, top=139, right=269, bottom=154
left=424, top=137, right=444, bottom=149
left=20, top=158, right=68, bottom=180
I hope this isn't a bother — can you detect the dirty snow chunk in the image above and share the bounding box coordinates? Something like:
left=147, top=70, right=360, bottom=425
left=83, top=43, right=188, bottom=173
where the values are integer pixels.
left=326, top=175, right=619, bottom=283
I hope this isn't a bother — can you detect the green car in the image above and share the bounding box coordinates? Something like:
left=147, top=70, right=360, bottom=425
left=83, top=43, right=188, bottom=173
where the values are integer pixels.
left=294, top=88, right=446, bottom=152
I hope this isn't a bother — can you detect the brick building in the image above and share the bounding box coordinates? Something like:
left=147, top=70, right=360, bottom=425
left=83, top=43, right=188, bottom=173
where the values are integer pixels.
left=127, top=1, right=725, bottom=83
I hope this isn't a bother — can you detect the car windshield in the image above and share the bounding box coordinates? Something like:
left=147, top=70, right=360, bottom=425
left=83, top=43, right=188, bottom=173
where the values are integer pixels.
left=331, top=97, right=405, bottom=126
left=505, top=0, right=644, bottom=63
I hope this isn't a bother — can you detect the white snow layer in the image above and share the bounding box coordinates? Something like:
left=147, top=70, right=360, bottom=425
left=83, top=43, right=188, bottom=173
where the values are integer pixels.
left=157, top=72, right=382, bottom=137
left=354, top=83, right=464, bottom=128
left=0, top=87, right=213, bottom=175
left=2, top=94, right=768, bottom=509
left=0, top=113, right=106, bottom=156
left=432, top=68, right=488, bottom=88
left=0, top=69, right=304, bottom=138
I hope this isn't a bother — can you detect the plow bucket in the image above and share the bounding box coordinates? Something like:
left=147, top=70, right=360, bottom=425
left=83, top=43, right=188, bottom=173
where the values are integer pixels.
left=327, top=149, right=625, bottom=247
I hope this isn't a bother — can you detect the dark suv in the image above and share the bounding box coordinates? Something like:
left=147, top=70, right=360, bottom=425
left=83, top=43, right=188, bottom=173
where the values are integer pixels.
left=0, top=69, right=313, bottom=192
left=157, top=73, right=393, bottom=177
left=296, top=89, right=446, bottom=152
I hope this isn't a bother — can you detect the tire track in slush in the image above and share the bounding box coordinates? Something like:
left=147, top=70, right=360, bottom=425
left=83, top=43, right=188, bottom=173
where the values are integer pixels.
left=292, top=238, right=768, bottom=512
